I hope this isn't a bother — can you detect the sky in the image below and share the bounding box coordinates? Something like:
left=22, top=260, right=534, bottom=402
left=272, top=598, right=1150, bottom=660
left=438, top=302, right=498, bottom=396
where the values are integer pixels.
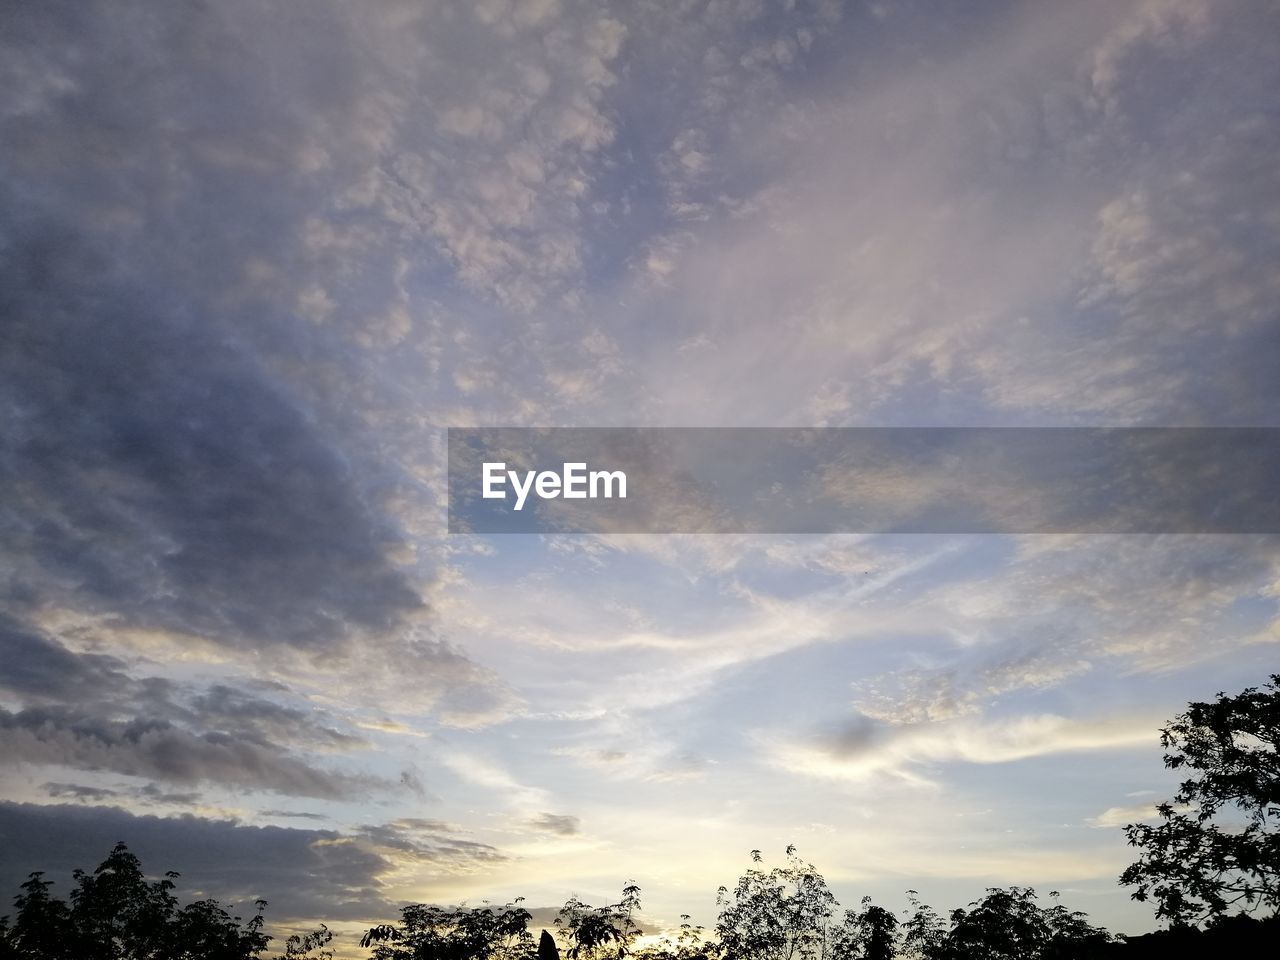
left=2, top=0, right=1279, bottom=950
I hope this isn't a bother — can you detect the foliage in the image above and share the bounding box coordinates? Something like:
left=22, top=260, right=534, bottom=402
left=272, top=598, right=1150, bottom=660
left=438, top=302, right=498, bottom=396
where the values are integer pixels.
left=941, top=887, right=1044, bottom=960
left=1120, top=674, right=1280, bottom=923
left=1040, top=893, right=1113, bottom=960
left=714, top=847, right=836, bottom=960
left=897, top=893, right=944, bottom=960
left=936, top=887, right=1110, bottom=960
left=554, top=883, right=643, bottom=960
left=0, top=843, right=327, bottom=960
left=360, top=902, right=534, bottom=960
left=632, top=915, right=713, bottom=960
left=831, top=897, right=896, bottom=960
left=283, top=926, right=333, bottom=960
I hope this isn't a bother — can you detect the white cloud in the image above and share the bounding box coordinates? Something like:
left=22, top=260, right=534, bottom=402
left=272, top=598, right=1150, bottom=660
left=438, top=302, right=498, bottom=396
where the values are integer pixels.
left=764, top=712, right=1160, bottom=787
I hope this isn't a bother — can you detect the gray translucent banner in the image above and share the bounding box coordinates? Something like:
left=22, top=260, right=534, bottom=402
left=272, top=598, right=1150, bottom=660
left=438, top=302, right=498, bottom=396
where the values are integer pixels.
left=447, top=428, right=1280, bottom=534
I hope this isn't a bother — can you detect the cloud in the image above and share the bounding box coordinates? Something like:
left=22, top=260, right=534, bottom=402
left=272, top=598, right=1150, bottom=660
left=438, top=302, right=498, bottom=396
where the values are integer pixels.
left=0, top=2, right=523, bottom=723
left=596, top=0, right=1280, bottom=427
left=0, top=623, right=398, bottom=800
left=1087, top=802, right=1170, bottom=829
left=297, top=1, right=630, bottom=314
left=261, top=809, right=332, bottom=822
left=764, top=711, right=1160, bottom=786
left=185, top=685, right=367, bottom=753
left=0, top=229, right=424, bottom=654
left=1, top=0, right=1278, bottom=940
left=40, top=782, right=121, bottom=802
left=439, top=751, right=549, bottom=810
left=0, top=802, right=396, bottom=923
left=0, top=615, right=133, bottom=702
left=40, top=781, right=215, bottom=811
left=846, top=535, right=1280, bottom=727
left=526, top=812, right=581, bottom=836
left=354, top=818, right=506, bottom=872
left=0, top=707, right=359, bottom=800
left=931, top=536, right=1280, bottom=670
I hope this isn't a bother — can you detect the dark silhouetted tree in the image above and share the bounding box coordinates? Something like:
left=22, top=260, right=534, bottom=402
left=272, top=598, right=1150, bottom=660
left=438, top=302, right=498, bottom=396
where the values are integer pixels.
left=1120, top=674, right=1280, bottom=924
left=1040, top=892, right=1111, bottom=959
left=715, top=847, right=836, bottom=960
left=894, top=888, right=1109, bottom=960
left=282, top=926, right=333, bottom=960
left=0, top=843, right=325, bottom=960
left=554, top=883, right=642, bottom=960
left=831, top=897, right=896, bottom=960
left=633, top=915, right=713, bottom=960
left=941, top=887, right=1049, bottom=960
left=897, top=892, right=944, bottom=960
left=361, top=902, right=534, bottom=960
left=0, top=874, right=72, bottom=960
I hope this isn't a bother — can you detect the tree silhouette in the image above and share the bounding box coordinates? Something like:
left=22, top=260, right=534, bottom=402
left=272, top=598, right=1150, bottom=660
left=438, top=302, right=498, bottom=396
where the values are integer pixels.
left=1040, top=892, right=1112, bottom=959
left=360, top=902, right=534, bottom=960
left=1, top=873, right=72, bottom=960
left=1120, top=674, right=1280, bottom=924
left=832, top=896, right=897, bottom=960
left=554, top=883, right=643, bottom=960
left=633, top=915, right=711, bottom=960
left=898, top=892, right=944, bottom=960
left=0, top=843, right=327, bottom=960
left=714, top=847, right=836, bottom=960
left=937, top=887, right=1110, bottom=960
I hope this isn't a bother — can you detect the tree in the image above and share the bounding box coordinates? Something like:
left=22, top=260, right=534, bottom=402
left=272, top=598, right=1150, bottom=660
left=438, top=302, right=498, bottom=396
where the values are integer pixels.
left=632, top=915, right=713, bottom=960
left=897, top=892, right=944, bottom=960
left=1120, top=674, right=1280, bottom=924
left=0, top=874, right=72, bottom=960
left=715, top=847, right=836, bottom=960
left=0, top=843, right=325, bottom=960
left=554, top=883, right=643, bottom=960
left=282, top=926, right=333, bottom=960
left=361, top=902, right=534, bottom=960
left=941, top=887, right=1049, bottom=960
left=831, top=897, right=896, bottom=960
left=538, top=930, right=560, bottom=960
left=893, top=888, right=1108, bottom=960
left=1040, top=892, right=1111, bottom=960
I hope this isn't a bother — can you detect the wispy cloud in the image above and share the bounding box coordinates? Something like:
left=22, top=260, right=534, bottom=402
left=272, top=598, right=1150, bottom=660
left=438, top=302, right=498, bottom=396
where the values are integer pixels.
left=763, top=711, right=1161, bottom=787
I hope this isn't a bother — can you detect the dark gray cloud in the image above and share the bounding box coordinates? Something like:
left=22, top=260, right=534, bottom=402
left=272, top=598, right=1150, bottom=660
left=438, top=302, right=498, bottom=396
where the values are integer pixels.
left=39, top=782, right=205, bottom=807
left=40, top=782, right=120, bottom=802
left=0, top=0, right=428, bottom=656
left=0, top=228, right=422, bottom=651
left=185, top=685, right=367, bottom=752
left=0, top=623, right=382, bottom=799
left=260, top=809, right=330, bottom=821
left=0, top=615, right=132, bottom=702
left=0, top=707, right=354, bottom=799
left=0, top=1, right=525, bottom=844
left=134, top=784, right=205, bottom=806
left=0, top=802, right=396, bottom=923
left=0, top=1, right=519, bottom=761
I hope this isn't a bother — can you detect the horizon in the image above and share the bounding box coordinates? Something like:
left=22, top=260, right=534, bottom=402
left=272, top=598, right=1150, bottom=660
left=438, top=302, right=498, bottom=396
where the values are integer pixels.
left=2, top=0, right=1278, bottom=954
